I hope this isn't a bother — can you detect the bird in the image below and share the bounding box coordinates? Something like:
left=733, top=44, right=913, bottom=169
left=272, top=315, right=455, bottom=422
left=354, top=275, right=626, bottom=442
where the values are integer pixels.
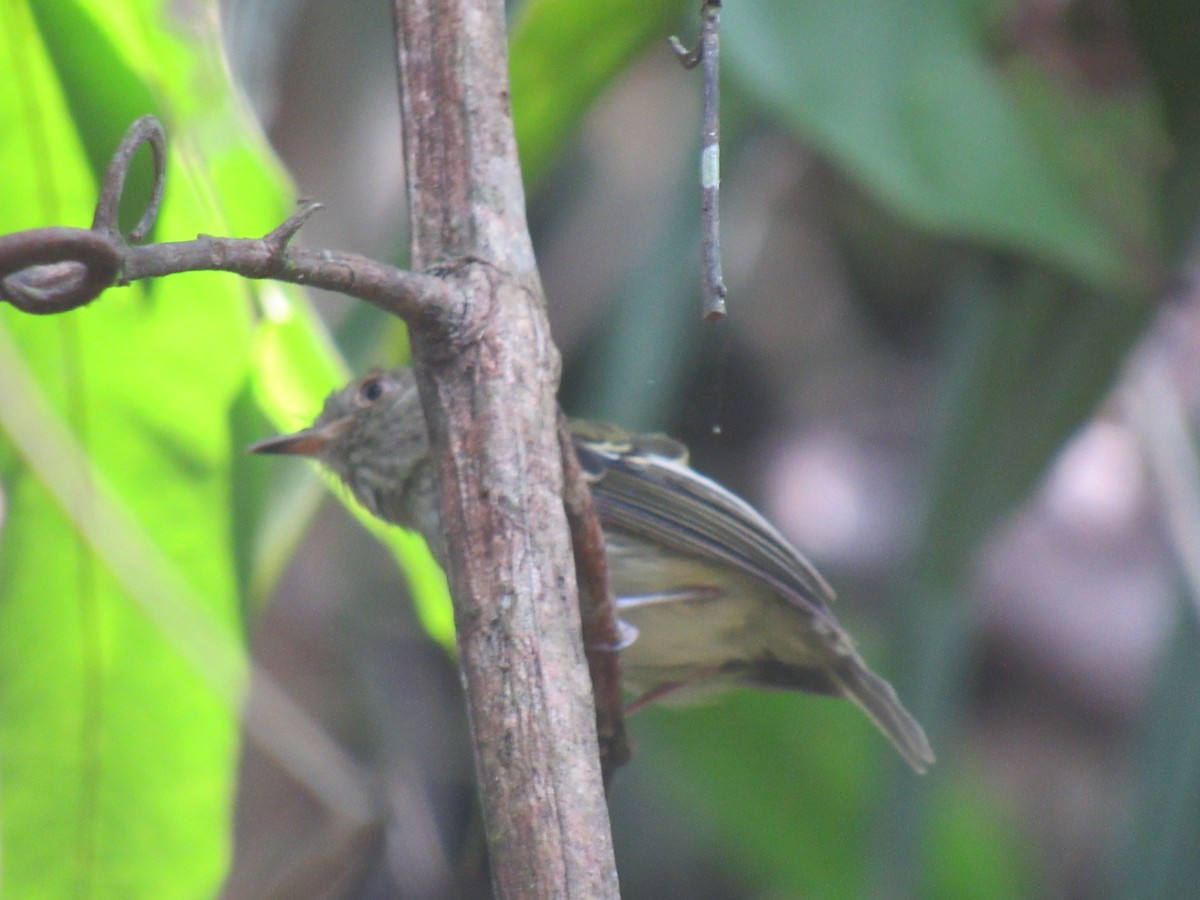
left=249, top=367, right=934, bottom=773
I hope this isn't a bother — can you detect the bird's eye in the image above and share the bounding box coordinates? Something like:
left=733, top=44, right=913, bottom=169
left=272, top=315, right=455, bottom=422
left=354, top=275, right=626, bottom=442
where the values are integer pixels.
left=357, top=375, right=386, bottom=406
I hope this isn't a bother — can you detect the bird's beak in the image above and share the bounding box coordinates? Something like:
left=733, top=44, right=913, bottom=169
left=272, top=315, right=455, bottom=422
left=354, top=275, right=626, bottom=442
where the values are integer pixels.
left=246, top=416, right=352, bottom=457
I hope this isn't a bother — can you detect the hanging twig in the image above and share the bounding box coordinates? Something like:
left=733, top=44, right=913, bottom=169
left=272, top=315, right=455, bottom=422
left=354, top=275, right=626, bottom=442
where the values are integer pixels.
left=671, top=0, right=727, bottom=322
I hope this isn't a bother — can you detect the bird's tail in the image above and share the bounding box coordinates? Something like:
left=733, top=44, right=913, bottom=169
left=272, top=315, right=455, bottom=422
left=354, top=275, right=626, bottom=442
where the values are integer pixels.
left=828, top=656, right=935, bottom=774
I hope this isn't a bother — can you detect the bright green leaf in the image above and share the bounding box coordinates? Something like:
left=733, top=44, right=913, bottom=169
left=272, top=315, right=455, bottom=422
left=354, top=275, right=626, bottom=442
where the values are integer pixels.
left=0, top=0, right=311, bottom=894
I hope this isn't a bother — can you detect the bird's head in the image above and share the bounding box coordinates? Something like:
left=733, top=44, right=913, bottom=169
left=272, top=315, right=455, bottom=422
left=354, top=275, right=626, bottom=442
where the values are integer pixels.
left=248, top=367, right=429, bottom=520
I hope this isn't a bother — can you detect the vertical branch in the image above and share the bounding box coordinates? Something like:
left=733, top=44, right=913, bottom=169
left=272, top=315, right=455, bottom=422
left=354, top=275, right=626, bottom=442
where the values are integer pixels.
left=697, top=0, right=726, bottom=320
left=558, top=417, right=631, bottom=789
left=672, top=0, right=727, bottom=321
left=392, top=1, right=619, bottom=897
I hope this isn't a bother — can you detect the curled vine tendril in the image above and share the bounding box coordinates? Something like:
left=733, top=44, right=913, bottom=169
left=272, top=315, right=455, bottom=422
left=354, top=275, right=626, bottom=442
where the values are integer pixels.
left=92, top=114, right=167, bottom=243
left=0, top=116, right=165, bottom=315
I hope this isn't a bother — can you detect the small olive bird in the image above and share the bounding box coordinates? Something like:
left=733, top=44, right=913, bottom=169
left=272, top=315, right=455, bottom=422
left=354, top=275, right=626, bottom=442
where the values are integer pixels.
left=250, top=368, right=934, bottom=773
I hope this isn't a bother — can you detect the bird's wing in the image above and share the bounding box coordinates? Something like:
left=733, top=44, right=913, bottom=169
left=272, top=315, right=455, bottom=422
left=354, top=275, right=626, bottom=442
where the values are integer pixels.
left=571, top=423, right=838, bottom=622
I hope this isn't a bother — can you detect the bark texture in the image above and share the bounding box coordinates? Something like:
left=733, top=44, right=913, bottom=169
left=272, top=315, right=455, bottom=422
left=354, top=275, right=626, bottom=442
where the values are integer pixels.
left=393, top=1, right=620, bottom=896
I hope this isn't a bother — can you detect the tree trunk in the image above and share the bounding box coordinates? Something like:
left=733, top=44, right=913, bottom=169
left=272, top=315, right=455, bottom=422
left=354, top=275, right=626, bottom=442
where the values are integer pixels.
left=392, top=1, right=620, bottom=896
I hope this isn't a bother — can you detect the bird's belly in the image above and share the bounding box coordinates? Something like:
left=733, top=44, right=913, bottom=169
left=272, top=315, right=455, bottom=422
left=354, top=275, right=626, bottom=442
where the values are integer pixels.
left=606, top=532, right=784, bottom=695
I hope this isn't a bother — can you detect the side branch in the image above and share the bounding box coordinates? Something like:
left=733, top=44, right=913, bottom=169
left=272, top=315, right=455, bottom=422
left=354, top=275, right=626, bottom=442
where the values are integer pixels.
left=121, top=215, right=455, bottom=322
left=0, top=117, right=455, bottom=326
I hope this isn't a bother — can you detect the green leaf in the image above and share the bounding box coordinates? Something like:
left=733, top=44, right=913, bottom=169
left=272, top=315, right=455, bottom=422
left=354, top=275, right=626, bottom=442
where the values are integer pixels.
left=0, top=0, right=355, bottom=894
left=722, top=0, right=1156, bottom=293
left=719, top=6, right=1170, bottom=893
left=1124, top=0, right=1200, bottom=244
left=27, top=0, right=160, bottom=233
left=510, top=0, right=689, bottom=186
left=636, top=691, right=874, bottom=897
left=0, top=321, right=248, bottom=898
left=873, top=269, right=1150, bottom=895
left=926, top=772, right=1036, bottom=899
left=2, top=2, right=458, bottom=890
left=631, top=679, right=1031, bottom=898
left=0, top=3, right=273, bottom=894
left=919, top=269, right=1149, bottom=581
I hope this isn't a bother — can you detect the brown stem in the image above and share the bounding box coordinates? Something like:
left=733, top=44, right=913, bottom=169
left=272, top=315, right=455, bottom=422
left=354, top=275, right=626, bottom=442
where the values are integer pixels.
left=121, top=227, right=454, bottom=323
left=671, top=0, right=727, bottom=321
left=0, top=118, right=454, bottom=323
left=558, top=416, right=631, bottom=790
left=394, top=0, right=618, bottom=897
left=0, top=215, right=453, bottom=324
left=0, top=227, right=122, bottom=314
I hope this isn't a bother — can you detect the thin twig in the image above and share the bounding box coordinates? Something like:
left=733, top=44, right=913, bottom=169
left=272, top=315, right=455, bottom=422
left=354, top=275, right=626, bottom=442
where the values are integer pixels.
left=0, top=117, right=455, bottom=324
left=121, top=225, right=453, bottom=320
left=671, top=0, right=727, bottom=321
left=263, top=199, right=325, bottom=250
left=667, top=34, right=702, bottom=69
left=557, top=415, right=631, bottom=790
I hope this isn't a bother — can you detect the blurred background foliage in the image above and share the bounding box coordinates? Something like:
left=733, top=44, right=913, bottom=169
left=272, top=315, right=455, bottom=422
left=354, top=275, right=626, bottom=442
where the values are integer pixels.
left=2, top=0, right=1199, bottom=896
